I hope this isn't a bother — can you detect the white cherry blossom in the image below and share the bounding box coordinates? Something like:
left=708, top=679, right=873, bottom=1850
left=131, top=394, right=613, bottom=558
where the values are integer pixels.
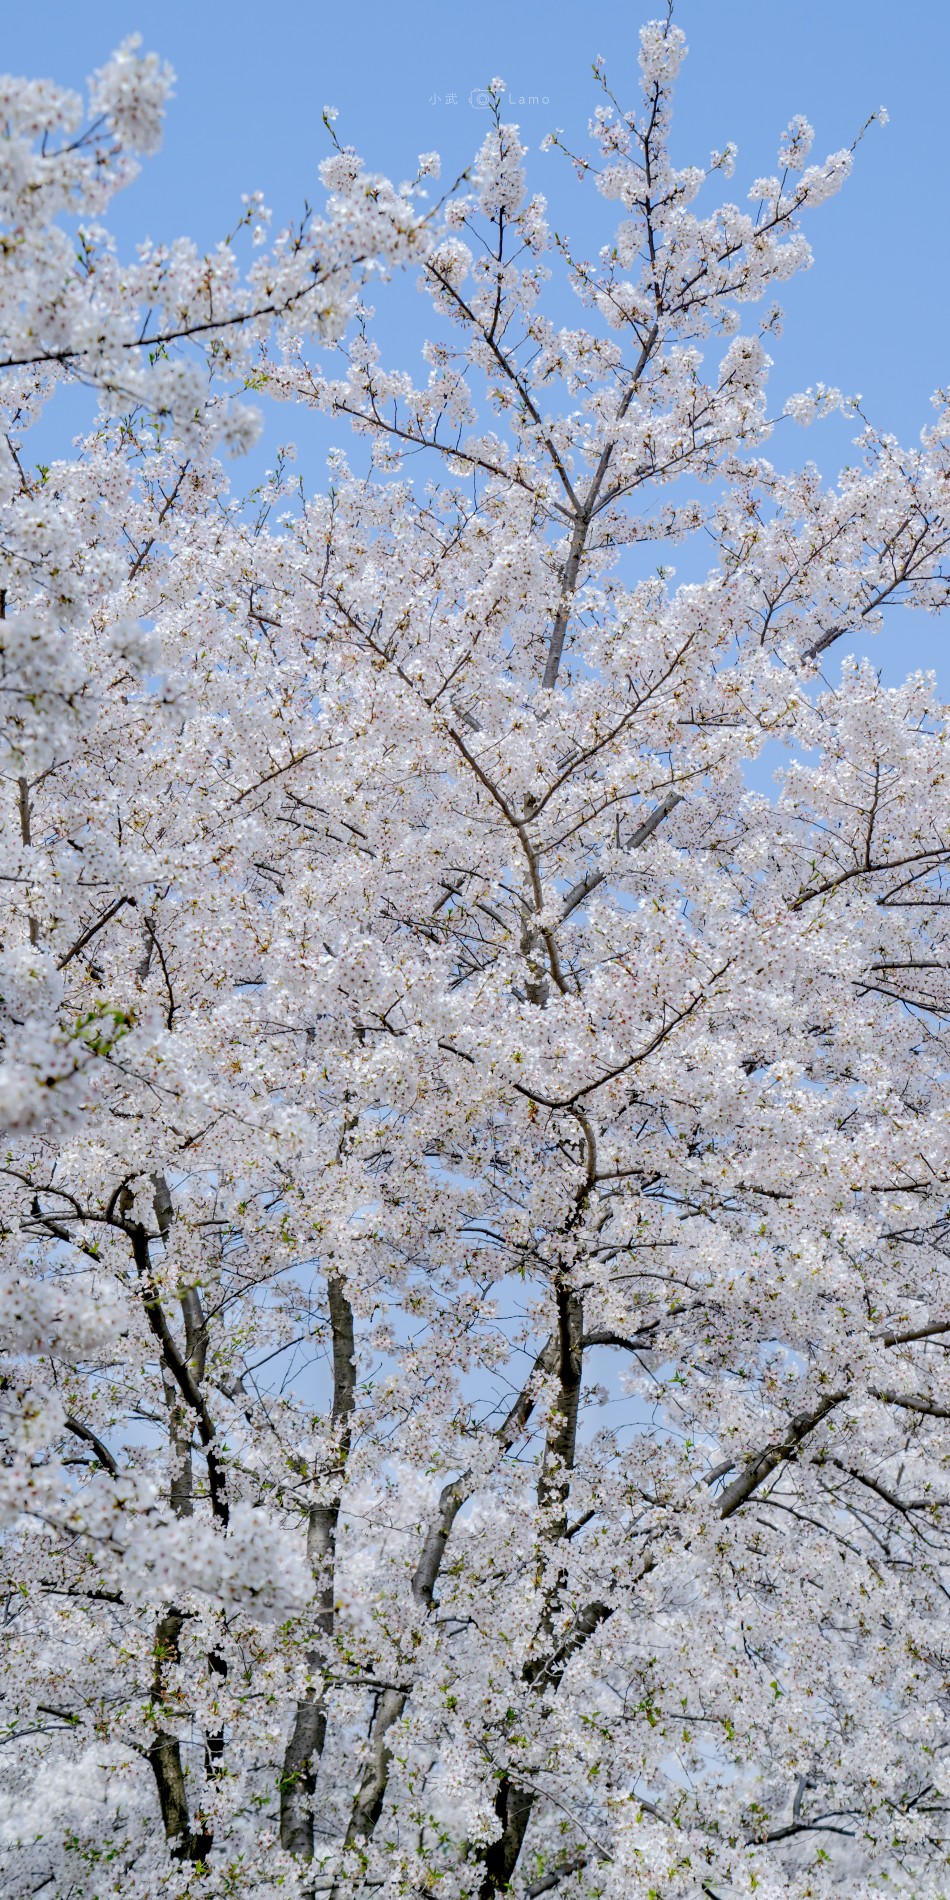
left=0, top=13, right=948, bottom=1900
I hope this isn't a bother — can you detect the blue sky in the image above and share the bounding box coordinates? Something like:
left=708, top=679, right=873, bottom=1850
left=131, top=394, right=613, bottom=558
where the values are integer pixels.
left=10, top=1, right=950, bottom=686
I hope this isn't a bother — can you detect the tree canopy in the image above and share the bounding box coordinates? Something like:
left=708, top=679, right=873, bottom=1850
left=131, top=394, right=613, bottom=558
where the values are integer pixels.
left=1, top=18, right=949, bottom=1899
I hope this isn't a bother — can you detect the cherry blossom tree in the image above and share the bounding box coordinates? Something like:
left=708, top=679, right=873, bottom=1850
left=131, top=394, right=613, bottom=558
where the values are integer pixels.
left=3, top=15, right=950, bottom=1899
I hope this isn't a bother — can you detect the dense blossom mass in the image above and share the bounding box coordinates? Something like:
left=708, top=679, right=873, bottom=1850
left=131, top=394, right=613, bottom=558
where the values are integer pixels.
left=2, top=16, right=950, bottom=1899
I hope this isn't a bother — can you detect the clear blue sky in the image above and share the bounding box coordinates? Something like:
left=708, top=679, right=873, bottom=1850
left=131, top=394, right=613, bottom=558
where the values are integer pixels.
left=9, top=1, right=949, bottom=685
